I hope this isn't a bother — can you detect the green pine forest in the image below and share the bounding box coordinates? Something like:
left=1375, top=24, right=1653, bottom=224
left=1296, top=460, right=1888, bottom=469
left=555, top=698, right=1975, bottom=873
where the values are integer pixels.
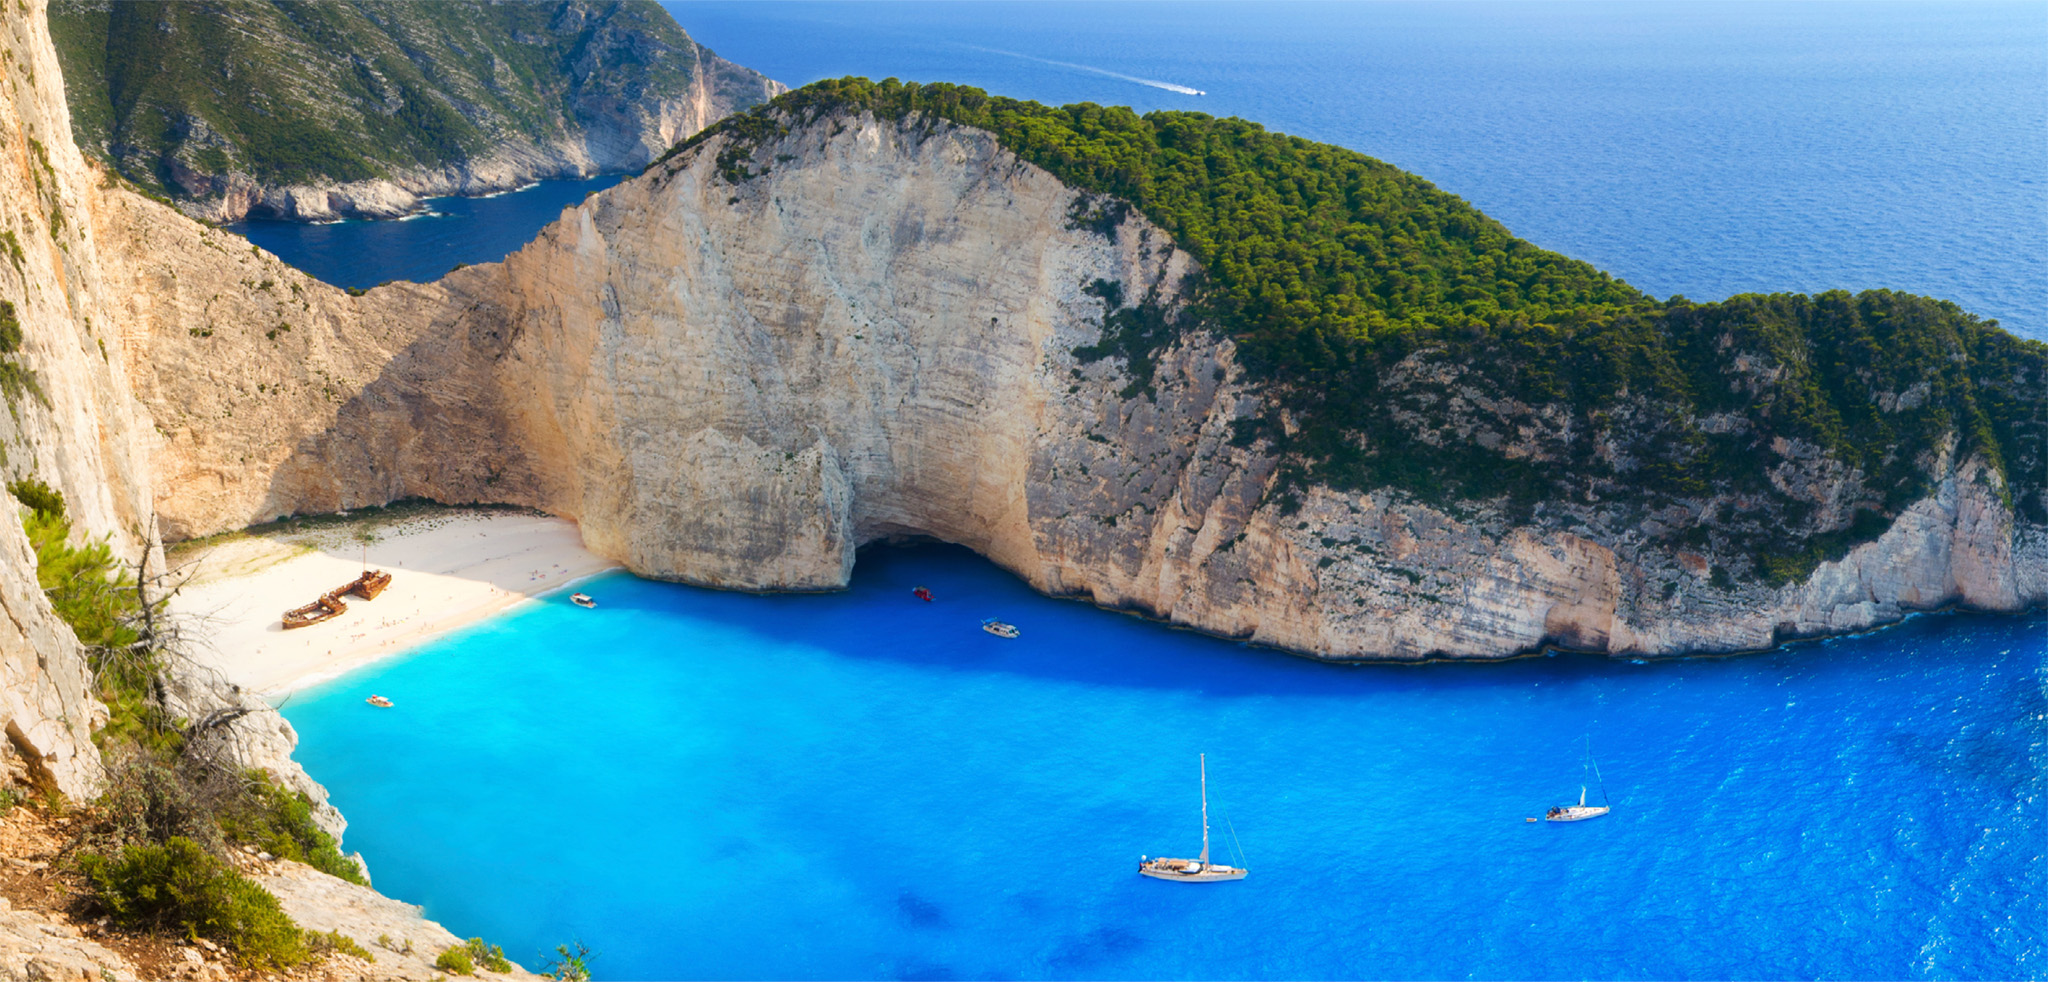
left=664, top=77, right=2047, bottom=583
left=46, top=0, right=770, bottom=194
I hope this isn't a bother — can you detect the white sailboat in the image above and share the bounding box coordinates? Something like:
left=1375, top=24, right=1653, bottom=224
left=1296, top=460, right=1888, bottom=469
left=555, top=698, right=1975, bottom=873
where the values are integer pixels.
left=1138, top=754, right=1247, bottom=882
left=1545, top=737, right=1611, bottom=822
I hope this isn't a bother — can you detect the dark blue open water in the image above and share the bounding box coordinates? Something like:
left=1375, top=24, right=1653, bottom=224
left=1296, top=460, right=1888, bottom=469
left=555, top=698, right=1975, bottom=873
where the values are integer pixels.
left=228, top=176, right=625, bottom=290
left=281, top=546, right=2044, bottom=980
left=258, top=5, right=2048, bottom=978
left=235, top=2, right=2046, bottom=340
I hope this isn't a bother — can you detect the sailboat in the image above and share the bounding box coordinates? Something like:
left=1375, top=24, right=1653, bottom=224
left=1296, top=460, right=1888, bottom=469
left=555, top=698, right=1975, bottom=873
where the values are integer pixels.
left=1138, top=754, right=1247, bottom=882
left=1545, top=736, right=1611, bottom=822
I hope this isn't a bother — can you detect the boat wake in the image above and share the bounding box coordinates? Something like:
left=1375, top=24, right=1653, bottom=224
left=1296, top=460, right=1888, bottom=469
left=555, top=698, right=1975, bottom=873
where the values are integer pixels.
left=965, top=45, right=1205, bottom=96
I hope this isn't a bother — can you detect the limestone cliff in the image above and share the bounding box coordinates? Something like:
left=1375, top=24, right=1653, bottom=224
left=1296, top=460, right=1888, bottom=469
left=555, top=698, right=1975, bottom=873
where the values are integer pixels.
left=48, top=0, right=783, bottom=222
left=117, top=109, right=2048, bottom=660
left=0, top=6, right=486, bottom=975
left=0, top=0, right=154, bottom=797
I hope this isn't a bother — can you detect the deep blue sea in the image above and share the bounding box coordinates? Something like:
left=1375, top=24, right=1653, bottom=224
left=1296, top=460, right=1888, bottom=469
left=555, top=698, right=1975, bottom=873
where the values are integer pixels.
left=235, top=2, right=2046, bottom=340
left=281, top=546, right=2045, bottom=980
left=228, top=176, right=624, bottom=290
left=257, top=5, right=2047, bottom=979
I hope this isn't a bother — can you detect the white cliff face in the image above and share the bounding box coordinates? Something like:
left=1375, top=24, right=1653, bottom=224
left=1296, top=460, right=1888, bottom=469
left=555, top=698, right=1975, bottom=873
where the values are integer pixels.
left=118, top=111, right=2048, bottom=660
left=0, top=0, right=152, bottom=796
left=0, top=0, right=350, bottom=825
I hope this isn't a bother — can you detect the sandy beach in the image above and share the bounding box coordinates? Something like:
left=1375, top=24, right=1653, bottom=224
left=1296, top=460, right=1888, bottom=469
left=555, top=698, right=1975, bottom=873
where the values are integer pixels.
left=168, top=507, right=620, bottom=696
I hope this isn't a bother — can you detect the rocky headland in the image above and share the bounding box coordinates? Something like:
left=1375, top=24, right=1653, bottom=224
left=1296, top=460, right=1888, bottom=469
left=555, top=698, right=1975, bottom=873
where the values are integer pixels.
left=47, top=0, right=783, bottom=222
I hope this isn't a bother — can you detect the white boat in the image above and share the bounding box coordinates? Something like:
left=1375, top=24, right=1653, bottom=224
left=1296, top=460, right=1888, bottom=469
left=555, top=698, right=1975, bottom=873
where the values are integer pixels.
left=1545, top=786, right=1609, bottom=822
left=1545, top=737, right=1611, bottom=822
left=571, top=593, right=595, bottom=609
left=981, top=618, right=1019, bottom=639
left=1139, top=753, right=1247, bottom=882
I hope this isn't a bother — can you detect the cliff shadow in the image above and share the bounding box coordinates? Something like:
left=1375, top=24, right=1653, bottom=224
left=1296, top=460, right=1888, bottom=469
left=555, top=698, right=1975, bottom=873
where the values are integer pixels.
left=557, top=540, right=1853, bottom=701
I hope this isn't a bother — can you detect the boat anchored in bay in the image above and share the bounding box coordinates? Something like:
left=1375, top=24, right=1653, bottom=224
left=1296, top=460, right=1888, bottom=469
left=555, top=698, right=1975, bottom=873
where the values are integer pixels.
left=1545, top=737, right=1611, bottom=822
left=981, top=618, right=1019, bottom=639
left=1139, top=753, right=1247, bottom=882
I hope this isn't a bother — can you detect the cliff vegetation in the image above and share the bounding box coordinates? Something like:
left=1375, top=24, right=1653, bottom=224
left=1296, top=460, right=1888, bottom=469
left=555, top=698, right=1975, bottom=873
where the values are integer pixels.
left=5, top=482, right=382, bottom=971
left=47, top=0, right=779, bottom=213
left=673, top=78, right=2048, bottom=583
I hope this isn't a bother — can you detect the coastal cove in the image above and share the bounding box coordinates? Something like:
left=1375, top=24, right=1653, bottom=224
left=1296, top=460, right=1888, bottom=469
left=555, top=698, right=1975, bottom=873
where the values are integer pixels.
left=228, top=176, right=626, bottom=291
left=275, top=545, right=2045, bottom=981
left=2, top=0, right=2040, bottom=976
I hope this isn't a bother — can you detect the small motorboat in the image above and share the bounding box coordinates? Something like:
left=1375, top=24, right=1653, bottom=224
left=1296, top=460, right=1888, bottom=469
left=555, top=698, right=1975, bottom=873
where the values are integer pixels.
left=912, top=586, right=933, bottom=602
left=571, top=593, right=596, bottom=609
left=366, top=695, right=393, bottom=708
left=981, top=618, right=1019, bottom=639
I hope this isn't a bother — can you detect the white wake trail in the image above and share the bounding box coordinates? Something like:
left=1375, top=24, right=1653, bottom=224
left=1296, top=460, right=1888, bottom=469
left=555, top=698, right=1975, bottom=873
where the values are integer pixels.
left=966, top=46, right=1206, bottom=96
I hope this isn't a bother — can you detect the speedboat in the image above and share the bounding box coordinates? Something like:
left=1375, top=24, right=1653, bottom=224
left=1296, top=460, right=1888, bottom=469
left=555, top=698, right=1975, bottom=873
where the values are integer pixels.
left=912, top=586, right=934, bottom=602
left=981, top=618, right=1019, bottom=639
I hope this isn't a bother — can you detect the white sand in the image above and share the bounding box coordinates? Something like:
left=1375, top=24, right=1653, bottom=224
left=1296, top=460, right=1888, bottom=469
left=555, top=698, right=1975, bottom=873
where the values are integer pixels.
left=169, top=509, right=619, bottom=696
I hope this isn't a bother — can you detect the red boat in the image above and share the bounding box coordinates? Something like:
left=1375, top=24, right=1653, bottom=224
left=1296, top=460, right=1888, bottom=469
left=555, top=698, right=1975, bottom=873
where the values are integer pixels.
left=912, top=586, right=933, bottom=602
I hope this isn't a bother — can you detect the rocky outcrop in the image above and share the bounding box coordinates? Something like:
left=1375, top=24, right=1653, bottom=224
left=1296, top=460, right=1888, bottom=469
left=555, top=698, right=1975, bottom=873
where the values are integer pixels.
left=114, top=109, right=2048, bottom=660
left=49, top=0, right=784, bottom=223
left=0, top=899, right=138, bottom=981
left=253, top=860, right=539, bottom=980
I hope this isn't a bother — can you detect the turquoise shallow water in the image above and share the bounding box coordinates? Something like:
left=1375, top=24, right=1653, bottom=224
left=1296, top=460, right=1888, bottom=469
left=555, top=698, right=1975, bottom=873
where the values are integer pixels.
left=279, top=545, right=2046, bottom=980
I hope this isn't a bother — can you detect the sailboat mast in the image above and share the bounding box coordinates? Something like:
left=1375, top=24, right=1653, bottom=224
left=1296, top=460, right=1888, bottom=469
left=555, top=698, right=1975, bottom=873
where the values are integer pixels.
left=1199, top=754, right=1211, bottom=866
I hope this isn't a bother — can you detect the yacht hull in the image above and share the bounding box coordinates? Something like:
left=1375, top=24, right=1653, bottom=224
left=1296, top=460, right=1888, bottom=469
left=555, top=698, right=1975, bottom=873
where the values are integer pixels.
left=1139, top=859, right=1247, bottom=882
left=1546, top=806, right=1610, bottom=822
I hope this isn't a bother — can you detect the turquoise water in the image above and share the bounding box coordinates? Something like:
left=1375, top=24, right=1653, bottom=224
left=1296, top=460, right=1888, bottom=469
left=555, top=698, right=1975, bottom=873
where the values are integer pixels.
left=279, top=545, right=2046, bottom=980
left=253, top=5, right=2047, bottom=976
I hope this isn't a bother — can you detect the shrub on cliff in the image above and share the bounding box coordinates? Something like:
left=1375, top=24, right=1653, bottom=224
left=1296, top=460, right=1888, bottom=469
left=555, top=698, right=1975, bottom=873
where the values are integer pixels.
left=6, top=476, right=63, bottom=517
left=543, top=940, right=596, bottom=981
left=467, top=937, right=514, bottom=973
left=15, top=491, right=182, bottom=753
left=436, top=943, right=476, bottom=975
left=76, top=836, right=309, bottom=971
left=0, top=298, right=21, bottom=353
left=216, top=770, right=367, bottom=885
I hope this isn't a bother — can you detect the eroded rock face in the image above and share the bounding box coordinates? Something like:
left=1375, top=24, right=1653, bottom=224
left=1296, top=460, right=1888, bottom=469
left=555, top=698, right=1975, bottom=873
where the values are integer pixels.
left=0, top=0, right=156, bottom=798
left=120, top=110, right=2048, bottom=659
left=1, top=0, right=350, bottom=814
left=0, top=900, right=139, bottom=981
